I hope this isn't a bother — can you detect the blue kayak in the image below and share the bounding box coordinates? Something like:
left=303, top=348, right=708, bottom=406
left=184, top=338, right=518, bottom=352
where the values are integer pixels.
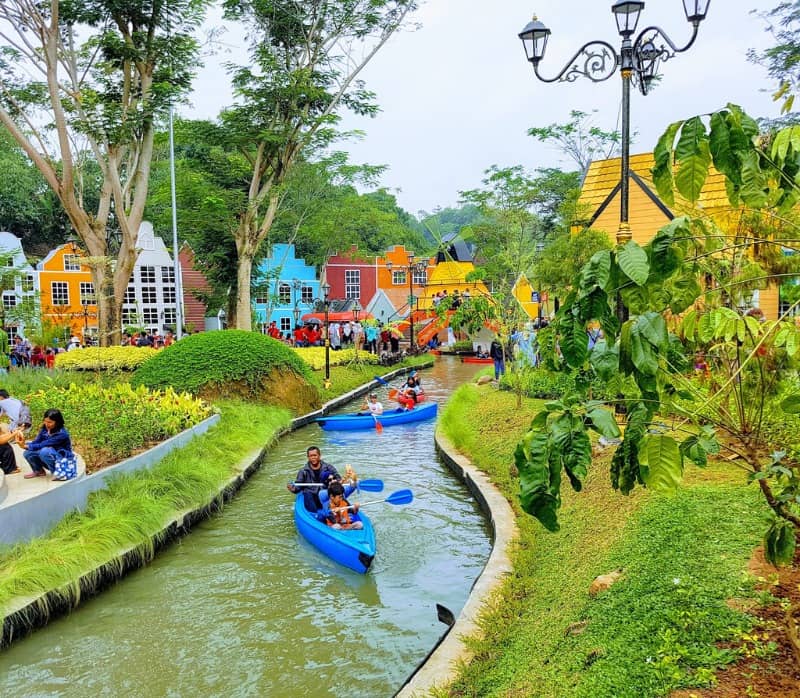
left=293, top=494, right=377, bottom=574
left=316, top=402, right=438, bottom=431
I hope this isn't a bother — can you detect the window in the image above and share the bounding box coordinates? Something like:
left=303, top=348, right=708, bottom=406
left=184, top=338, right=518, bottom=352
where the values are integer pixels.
left=280, top=317, right=291, bottom=332
left=301, top=286, right=313, bottom=303
left=63, top=254, right=81, bottom=271
left=6, top=327, right=19, bottom=341
left=79, top=282, right=95, bottom=304
left=278, top=283, right=291, bottom=304
left=255, top=294, right=269, bottom=305
left=51, top=281, right=69, bottom=306
left=163, top=286, right=176, bottom=304
left=142, top=308, right=159, bottom=325
left=413, top=268, right=427, bottom=286
left=122, top=309, right=138, bottom=325
left=2, top=293, right=16, bottom=309
left=139, top=266, right=156, bottom=283
left=161, top=266, right=175, bottom=284
left=259, top=323, right=268, bottom=335
left=163, top=308, right=176, bottom=325
left=23, top=274, right=34, bottom=292
left=124, top=286, right=136, bottom=304
left=141, top=286, right=157, bottom=304
left=345, top=270, right=360, bottom=300
left=392, top=270, right=407, bottom=285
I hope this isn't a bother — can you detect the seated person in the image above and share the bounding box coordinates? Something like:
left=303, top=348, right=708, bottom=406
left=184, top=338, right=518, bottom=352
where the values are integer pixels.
left=320, top=480, right=363, bottom=530
left=0, top=426, right=22, bottom=474
left=475, top=345, right=489, bottom=359
left=359, top=393, right=383, bottom=416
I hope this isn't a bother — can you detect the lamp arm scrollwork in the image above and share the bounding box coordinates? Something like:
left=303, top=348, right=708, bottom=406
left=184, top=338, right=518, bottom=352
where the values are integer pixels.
left=632, top=23, right=701, bottom=94
left=532, top=40, right=620, bottom=84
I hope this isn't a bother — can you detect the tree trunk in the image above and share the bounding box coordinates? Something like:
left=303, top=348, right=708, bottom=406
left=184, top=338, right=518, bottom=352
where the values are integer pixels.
left=236, top=252, right=254, bottom=331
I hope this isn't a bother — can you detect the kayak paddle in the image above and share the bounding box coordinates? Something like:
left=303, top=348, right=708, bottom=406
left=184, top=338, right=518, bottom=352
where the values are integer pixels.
left=373, top=414, right=383, bottom=433
left=290, top=478, right=384, bottom=492
left=331, top=488, right=413, bottom=512
left=374, top=375, right=390, bottom=386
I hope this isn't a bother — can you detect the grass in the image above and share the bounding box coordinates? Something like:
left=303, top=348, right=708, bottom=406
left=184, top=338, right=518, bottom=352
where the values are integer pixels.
left=0, top=400, right=291, bottom=619
left=434, top=383, right=766, bottom=698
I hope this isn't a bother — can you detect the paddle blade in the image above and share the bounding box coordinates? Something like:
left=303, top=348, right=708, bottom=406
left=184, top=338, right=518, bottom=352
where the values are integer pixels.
left=374, top=375, right=390, bottom=386
left=388, top=388, right=399, bottom=400
left=385, top=489, right=414, bottom=506
left=356, top=479, right=384, bottom=492
left=374, top=418, right=383, bottom=433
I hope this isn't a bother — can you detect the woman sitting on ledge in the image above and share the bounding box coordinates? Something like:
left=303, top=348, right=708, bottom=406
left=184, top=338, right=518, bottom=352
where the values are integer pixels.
left=17, top=408, right=72, bottom=479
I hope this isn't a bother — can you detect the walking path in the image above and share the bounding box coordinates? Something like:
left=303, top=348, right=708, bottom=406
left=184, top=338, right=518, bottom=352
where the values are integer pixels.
left=0, top=444, right=86, bottom=509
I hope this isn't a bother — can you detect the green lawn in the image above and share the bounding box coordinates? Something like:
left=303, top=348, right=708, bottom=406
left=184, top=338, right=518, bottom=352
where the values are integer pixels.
left=435, top=383, right=766, bottom=697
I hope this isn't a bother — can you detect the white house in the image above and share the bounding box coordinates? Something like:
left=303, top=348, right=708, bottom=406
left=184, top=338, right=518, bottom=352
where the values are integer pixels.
left=0, top=231, right=37, bottom=340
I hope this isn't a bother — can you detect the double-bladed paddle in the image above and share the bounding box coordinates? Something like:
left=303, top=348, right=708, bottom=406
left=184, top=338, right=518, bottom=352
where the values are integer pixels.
left=330, top=488, right=413, bottom=512
left=289, top=478, right=384, bottom=492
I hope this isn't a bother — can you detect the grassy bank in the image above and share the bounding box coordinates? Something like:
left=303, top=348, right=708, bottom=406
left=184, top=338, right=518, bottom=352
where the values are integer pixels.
left=0, top=400, right=291, bottom=617
left=436, top=383, right=767, bottom=697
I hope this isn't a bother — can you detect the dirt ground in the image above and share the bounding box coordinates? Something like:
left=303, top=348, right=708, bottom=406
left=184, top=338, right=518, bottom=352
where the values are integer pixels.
left=672, top=547, right=800, bottom=698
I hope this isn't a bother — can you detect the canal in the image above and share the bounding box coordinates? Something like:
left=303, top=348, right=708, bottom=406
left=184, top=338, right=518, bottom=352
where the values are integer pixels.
left=0, top=357, right=492, bottom=697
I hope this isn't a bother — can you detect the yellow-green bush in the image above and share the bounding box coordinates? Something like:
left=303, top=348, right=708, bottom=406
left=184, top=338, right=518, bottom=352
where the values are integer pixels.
left=26, top=383, right=214, bottom=469
left=54, top=346, right=157, bottom=372
left=293, top=346, right=379, bottom=370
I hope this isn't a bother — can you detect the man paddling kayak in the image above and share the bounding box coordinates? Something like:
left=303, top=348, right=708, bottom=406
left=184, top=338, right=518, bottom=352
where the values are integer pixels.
left=286, top=446, right=341, bottom=512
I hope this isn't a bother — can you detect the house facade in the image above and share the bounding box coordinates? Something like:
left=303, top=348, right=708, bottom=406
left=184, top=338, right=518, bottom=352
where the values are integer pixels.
left=37, top=242, right=96, bottom=343
left=0, top=232, right=37, bottom=341
left=576, top=152, right=780, bottom=319
left=121, top=222, right=178, bottom=334
left=178, top=243, right=212, bottom=334
left=322, top=245, right=376, bottom=310
left=254, top=243, right=320, bottom=335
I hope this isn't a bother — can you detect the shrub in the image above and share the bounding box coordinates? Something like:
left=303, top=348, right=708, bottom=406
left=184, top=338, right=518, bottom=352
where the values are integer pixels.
left=25, top=383, right=213, bottom=469
left=54, top=346, right=157, bottom=372
left=293, top=346, right=379, bottom=369
left=131, top=331, right=319, bottom=410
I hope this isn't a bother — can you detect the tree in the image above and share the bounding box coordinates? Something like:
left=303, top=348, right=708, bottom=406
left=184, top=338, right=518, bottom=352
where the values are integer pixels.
left=533, top=227, right=613, bottom=299
left=528, top=109, right=622, bottom=174
left=0, top=0, right=209, bottom=344
left=514, top=104, right=800, bottom=584
left=219, top=0, right=418, bottom=330
left=748, top=1, right=800, bottom=114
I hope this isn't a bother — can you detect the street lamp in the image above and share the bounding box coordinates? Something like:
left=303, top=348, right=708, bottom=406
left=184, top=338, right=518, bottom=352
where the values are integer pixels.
left=292, top=278, right=302, bottom=328
left=386, top=254, right=428, bottom=351
left=81, top=297, right=90, bottom=344
left=352, top=300, right=362, bottom=361
left=534, top=241, right=545, bottom=327
left=321, top=281, right=331, bottom=388
left=519, top=1, right=711, bottom=323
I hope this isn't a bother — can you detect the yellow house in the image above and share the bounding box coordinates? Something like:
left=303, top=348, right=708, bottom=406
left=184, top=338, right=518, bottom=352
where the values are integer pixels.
left=38, top=244, right=97, bottom=342
left=417, top=260, right=491, bottom=311
left=512, top=273, right=545, bottom=321
left=577, top=152, right=780, bottom=319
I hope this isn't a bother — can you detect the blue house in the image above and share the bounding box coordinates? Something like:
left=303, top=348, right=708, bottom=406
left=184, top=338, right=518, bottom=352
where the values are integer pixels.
left=253, top=243, right=320, bottom=336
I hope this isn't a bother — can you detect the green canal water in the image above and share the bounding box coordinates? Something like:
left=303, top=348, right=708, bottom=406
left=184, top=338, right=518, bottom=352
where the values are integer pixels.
left=0, top=357, right=492, bottom=697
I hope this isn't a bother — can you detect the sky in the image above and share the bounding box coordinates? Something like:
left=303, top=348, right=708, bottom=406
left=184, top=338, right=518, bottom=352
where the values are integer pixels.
left=187, top=1, right=780, bottom=218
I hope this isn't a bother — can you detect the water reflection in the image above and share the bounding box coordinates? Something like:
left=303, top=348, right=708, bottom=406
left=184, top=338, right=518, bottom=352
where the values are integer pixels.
left=0, top=357, right=491, bottom=698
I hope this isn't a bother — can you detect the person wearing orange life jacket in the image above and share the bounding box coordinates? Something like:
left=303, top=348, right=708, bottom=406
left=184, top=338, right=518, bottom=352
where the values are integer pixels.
left=322, top=480, right=363, bottom=530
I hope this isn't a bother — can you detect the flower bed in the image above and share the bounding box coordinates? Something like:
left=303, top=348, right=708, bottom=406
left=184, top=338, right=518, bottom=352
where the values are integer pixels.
left=292, top=346, right=379, bottom=370
left=25, top=383, right=214, bottom=470
left=54, top=347, right=157, bottom=372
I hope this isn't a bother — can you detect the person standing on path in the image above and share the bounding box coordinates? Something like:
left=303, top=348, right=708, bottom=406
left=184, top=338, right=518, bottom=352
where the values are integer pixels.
left=490, top=337, right=506, bottom=381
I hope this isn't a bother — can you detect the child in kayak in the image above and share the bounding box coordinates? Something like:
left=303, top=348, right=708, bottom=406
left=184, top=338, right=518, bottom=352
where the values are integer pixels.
left=322, top=480, right=363, bottom=530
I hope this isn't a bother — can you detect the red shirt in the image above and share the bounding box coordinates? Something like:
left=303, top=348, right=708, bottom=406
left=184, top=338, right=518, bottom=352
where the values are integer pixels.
left=307, top=328, right=321, bottom=344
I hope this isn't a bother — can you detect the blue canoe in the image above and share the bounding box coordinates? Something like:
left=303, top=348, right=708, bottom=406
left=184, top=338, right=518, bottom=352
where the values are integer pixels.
left=316, top=402, right=438, bottom=431
left=293, top=494, right=376, bottom=573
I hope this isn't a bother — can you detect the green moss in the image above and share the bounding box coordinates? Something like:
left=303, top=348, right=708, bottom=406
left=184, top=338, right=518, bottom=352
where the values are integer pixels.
left=435, top=386, right=765, bottom=698
left=131, top=330, right=315, bottom=395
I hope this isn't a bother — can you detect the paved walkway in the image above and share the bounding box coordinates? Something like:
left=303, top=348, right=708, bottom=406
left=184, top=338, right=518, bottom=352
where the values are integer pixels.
left=0, top=444, right=86, bottom=509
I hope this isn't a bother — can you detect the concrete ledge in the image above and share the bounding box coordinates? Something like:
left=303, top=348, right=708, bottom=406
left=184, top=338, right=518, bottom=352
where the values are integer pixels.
left=0, top=414, right=220, bottom=547
left=396, top=429, right=519, bottom=698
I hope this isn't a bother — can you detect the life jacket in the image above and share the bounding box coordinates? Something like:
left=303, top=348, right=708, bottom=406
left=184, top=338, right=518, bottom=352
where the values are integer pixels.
left=327, top=494, right=353, bottom=526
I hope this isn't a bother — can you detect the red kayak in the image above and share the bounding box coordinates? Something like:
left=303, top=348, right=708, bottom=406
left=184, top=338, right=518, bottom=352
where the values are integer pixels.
left=461, top=357, right=493, bottom=364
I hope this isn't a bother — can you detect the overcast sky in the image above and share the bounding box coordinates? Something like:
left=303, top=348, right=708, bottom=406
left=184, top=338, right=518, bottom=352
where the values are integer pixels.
left=188, top=1, right=779, bottom=218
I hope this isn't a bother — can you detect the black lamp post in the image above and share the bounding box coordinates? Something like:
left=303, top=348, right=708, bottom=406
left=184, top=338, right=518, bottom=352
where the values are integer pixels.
left=386, top=253, right=428, bottom=350
left=519, top=0, right=711, bottom=323
left=352, top=300, right=362, bottom=361
left=534, top=241, right=545, bottom=327
left=292, top=278, right=302, bottom=328
left=321, top=281, right=331, bottom=388
left=81, top=298, right=90, bottom=342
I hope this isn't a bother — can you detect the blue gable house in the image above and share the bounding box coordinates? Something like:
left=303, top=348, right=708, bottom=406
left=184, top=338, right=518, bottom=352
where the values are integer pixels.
left=254, top=243, right=320, bottom=335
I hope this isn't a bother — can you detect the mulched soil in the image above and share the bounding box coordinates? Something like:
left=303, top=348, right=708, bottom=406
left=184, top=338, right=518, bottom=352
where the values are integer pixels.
left=672, top=547, right=800, bottom=698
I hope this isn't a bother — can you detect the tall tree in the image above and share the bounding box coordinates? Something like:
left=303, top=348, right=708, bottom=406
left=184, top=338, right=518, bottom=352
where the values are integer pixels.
left=749, top=0, right=800, bottom=114
left=220, top=0, right=417, bottom=329
left=0, top=0, right=209, bottom=344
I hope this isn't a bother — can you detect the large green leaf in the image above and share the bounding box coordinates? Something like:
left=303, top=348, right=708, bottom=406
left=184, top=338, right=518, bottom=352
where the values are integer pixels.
left=620, top=284, right=650, bottom=315
left=675, top=116, right=708, bottom=161
left=630, top=329, right=658, bottom=376
left=589, top=342, right=619, bottom=381
left=560, top=314, right=589, bottom=368
left=617, top=240, right=650, bottom=286
left=780, top=393, right=800, bottom=414
left=639, top=434, right=683, bottom=494
left=587, top=407, right=621, bottom=439
left=652, top=121, right=681, bottom=205
left=764, top=519, right=796, bottom=567
left=675, top=141, right=711, bottom=202
left=739, top=150, right=769, bottom=208
left=580, top=250, right=612, bottom=291
left=709, top=111, right=740, bottom=184
left=635, top=312, right=668, bottom=351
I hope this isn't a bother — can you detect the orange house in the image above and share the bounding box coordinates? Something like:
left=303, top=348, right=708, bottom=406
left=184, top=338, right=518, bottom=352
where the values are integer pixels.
left=576, top=152, right=780, bottom=319
left=376, top=245, right=435, bottom=315
left=37, top=244, right=97, bottom=342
